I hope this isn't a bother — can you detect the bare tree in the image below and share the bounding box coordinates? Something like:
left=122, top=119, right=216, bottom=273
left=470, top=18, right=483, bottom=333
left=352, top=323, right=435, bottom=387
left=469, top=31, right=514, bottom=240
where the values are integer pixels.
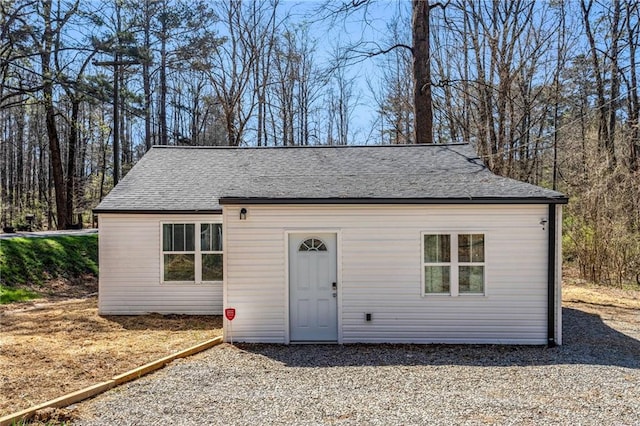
left=624, top=0, right=640, bottom=171
left=321, top=0, right=441, bottom=144
left=581, top=0, right=618, bottom=168
left=249, top=0, right=279, bottom=146
left=369, top=11, right=414, bottom=145
left=204, top=1, right=266, bottom=146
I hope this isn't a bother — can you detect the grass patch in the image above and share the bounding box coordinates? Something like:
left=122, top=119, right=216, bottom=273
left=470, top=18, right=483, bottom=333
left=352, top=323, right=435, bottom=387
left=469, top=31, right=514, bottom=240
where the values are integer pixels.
left=0, top=235, right=98, bottom=289
left=0, top=284, right=39, bottom=303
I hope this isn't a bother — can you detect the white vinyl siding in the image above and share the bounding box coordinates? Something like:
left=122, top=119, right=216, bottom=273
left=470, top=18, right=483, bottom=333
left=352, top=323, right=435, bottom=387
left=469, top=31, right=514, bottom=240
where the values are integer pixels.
left=223, top=204, right=561, bottom=345
left=98, top=214, right=223, bottom=315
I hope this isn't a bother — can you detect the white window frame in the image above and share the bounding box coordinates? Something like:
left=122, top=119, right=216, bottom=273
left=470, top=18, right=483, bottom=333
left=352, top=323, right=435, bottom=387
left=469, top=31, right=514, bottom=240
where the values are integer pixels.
left=161, top=221, right=223, bottom=285
left=421, top=231, right=486, bottom=297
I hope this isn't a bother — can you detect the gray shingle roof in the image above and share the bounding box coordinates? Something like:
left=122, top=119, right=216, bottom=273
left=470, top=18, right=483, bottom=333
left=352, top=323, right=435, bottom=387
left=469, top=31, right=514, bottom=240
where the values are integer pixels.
left=94, top=144, right=567, bottom=213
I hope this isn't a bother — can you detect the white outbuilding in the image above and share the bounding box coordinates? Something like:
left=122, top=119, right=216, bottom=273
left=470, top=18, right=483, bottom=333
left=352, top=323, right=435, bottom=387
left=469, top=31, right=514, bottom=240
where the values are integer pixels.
left=94, top=144, right=567, bottom=345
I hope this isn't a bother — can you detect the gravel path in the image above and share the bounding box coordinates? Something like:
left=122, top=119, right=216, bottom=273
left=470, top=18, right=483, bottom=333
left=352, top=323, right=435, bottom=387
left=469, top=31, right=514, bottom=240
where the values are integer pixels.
left=76, top=307, right=639, bottom=425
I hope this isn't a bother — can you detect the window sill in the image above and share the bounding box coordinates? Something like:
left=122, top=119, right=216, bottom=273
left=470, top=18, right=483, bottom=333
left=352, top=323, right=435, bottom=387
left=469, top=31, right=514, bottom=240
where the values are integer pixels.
left=422, top=293, right=487, bottom=298
left=161, top=281, right=223, bottom=285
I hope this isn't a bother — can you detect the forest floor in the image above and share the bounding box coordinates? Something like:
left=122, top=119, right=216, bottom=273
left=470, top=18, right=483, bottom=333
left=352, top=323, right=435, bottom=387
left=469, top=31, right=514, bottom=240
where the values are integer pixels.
left=0, top=269, right=638, bottom=420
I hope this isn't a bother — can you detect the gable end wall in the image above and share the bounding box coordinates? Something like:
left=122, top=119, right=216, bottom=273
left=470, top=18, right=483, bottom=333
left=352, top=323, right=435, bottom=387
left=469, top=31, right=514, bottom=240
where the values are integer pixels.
left=98, top=213, right=223, bottom=315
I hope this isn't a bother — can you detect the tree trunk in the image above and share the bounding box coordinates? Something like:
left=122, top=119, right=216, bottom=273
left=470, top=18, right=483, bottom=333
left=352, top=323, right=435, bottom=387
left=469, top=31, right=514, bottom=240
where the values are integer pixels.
left=581, top=0, right=611, bottom=164
left=65, top=99, right=79, bottom=226
left=43, top=87, right=67, bottom=229
left=412, top=0, right=434, bottom=144
left=143, top=0, right=153, bottom=151
left=606, top=0, right=621, bottom=168
left=627, top=1, right=640, bottom=171
left=113, top=60, right=120, bottom=185
left=159, top=0, right=168, bottom=145
left=0, top=109, right=7, bottom=227
left=42, top=0, right=67, bottom=229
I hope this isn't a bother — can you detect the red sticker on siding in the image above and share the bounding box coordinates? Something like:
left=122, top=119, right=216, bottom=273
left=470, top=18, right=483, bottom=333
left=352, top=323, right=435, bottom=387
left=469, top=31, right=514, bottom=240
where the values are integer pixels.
left=225, top=308, right=236, bottom=321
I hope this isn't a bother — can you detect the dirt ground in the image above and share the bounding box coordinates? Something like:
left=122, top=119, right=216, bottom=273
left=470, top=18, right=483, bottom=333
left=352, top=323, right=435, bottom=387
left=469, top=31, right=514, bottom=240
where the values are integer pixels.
left=0, top=270, right=638, bottom=420
left=0, top=281, right=222, bottom=417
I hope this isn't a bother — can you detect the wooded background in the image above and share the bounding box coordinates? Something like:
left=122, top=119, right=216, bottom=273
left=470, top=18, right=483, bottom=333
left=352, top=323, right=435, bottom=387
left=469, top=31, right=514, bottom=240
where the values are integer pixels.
left=1, top=0, right=639, bottom=286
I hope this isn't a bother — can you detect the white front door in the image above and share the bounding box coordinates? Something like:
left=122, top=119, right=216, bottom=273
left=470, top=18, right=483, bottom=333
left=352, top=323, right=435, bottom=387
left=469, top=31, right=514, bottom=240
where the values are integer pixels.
left=289, top=233, right=338, bottom=342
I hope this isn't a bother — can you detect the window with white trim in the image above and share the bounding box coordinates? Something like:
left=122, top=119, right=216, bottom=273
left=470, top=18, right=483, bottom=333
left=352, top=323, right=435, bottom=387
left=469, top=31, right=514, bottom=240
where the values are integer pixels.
left=162, top=222, right=223, bottom=283
left=422, top=233, right=485, bottom=296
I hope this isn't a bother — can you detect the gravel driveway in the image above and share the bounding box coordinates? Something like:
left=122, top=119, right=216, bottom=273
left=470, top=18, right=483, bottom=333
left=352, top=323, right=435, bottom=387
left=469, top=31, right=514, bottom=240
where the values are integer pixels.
left=77, top=307, right=639, bottom=425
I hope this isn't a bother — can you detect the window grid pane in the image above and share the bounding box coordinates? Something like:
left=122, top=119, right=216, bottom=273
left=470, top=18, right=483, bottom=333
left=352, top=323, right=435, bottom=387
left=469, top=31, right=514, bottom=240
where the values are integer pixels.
left=471, top=234, right=484, bottom=262
left=185, top=224, right=195, bottom=251
left=424, top=234, right=450, bottom=262
left=201, top=223, right=211, bottom=251
left=458, top=234, right=470, bottom=263
left=163, top=224, right=173, bottom=251
left=201, top=224, right=222, bottom=251
left=212, top=224, right=222, bottom=251
left=164, top=254, right=195, bottom=281
left=459, top=266, right=484, bottom=293
left=459, top=234, right=484, bottom=263
left=163, top=224, right=196, bottom=253
left=425, top=266, right=450, bottom=293
left=174, top=225, right=185, bottom=251
left=202, top=254, right=223, bottom=281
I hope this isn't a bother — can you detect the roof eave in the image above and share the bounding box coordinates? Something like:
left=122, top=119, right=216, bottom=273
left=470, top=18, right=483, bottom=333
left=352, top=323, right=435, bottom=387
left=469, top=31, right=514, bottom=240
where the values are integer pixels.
left=93, top=208, right=223, bottom=215
left=218, top=196, right=569, bottom=205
